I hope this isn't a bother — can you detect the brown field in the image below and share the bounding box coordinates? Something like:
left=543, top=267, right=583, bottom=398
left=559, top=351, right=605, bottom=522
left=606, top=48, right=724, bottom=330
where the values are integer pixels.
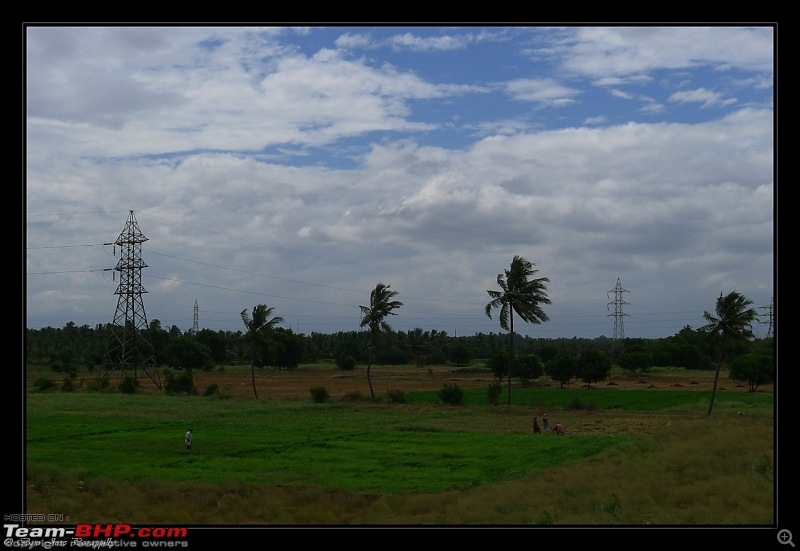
left=128, top=363, right=771, bottom=400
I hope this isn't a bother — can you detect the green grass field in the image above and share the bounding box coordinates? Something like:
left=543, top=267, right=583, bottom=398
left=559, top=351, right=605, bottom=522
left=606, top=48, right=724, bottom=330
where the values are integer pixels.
left=25, top=377, right=774, bottom=525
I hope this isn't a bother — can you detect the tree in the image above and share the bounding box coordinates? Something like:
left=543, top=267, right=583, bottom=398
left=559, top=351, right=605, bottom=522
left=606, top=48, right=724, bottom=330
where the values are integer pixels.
left=359, top=283, right=403, bottom=401
left=484, top=255, right=551, bottom=405
left=240, top=304, right=284, bottom=399
left=547, top=353, right=575, bottom=388
left=700, top=291, right=758, bottom=415
left=729, top=353, right=773, bottom=392
left=163, top=336, right=214, bottom=373
left=576, top=349, right=612, bottom=388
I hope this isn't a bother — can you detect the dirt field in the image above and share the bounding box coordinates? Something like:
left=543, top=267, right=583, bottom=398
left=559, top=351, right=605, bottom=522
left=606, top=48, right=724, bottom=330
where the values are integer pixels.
left=130, top=364, right=770, bottom=400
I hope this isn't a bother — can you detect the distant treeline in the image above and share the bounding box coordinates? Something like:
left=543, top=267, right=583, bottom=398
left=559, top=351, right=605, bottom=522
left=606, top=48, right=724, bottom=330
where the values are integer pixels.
left=25, top=321, right=772, bottom=374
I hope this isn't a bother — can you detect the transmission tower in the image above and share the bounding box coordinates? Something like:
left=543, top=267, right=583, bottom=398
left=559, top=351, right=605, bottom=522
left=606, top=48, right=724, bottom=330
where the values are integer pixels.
left=102, top=211, right=160, bottom=388
left=607, top=278, right=630, bottom=359
left=759, top=297, right=774, bottom=339
left=192, top=299, right=199, bottom=335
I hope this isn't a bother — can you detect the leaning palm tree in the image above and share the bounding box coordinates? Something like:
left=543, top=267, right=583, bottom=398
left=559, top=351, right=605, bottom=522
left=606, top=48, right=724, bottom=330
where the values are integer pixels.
left=240, top=304, right=284, bottom=400
left=359, top=282, right=403, bottom=401
left=485, top=255, right=551, bottom=405
left=700, top=291, right=758, bottom=415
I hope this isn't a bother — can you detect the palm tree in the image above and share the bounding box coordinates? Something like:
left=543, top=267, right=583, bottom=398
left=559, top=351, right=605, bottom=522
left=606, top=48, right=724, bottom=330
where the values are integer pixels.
left=240, top=304, right=284, bottom=400
left=700, top=291, right=758, bottom=415
left=485, top=255, right=551, bottom=405
left=359, top=283, right=403, bottom=401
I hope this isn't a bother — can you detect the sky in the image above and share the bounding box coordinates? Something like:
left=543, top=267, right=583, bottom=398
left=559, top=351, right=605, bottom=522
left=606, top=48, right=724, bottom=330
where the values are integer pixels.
left=24, top=25, right=776, bottom=340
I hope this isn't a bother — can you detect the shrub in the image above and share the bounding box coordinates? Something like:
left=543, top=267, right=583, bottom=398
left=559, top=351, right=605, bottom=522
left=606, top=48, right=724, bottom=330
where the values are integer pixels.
left=33, top=377, right=55, bottom=392
left=438, top=383, right=464, bottom=405
left=164, top=372, right=196, bottom=395
left=336, top=356, right=357, bottom=371
left=565, top=396, right=598, bottom=411
left=486, top=380, right=502, bottom=406
left=341, top=391, right=364, bottom=402
left=385, top=388, right=406, bottom=404
left=204, top=383, right=219, bottom=397
left=119, top=376, right=138, bottom=394
left=310, top=386, right=330, bottom=403
left=61, top=376, right=76, bottom=392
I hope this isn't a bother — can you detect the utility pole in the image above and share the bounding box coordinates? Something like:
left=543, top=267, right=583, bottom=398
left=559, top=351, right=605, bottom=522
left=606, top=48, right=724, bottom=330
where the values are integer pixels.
left=102, top=211, right=160, bottom=388
left=607, top=278, right=630, bottom=360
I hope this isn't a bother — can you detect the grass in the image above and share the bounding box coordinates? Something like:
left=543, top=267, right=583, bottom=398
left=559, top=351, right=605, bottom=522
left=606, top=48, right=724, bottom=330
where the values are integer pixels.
left=25, top=379, right=774, bottom=525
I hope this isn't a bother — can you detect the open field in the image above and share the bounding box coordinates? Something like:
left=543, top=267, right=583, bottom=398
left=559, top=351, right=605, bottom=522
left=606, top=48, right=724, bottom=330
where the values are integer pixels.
left=25, top=364, right=775, bottom=526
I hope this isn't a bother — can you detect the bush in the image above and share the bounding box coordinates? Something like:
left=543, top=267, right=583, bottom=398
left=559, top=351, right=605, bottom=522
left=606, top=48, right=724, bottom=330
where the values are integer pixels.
left=119, top=376, right=139, bottom=394
left=61, top=376, right=76, bottom=392
left=438, top=383, right=464, bottom=405
left=164, top=372, right=196, bottom=395
left=33, top=376, right=55, bottom=392
left=385, top=388, right=406, bottom=404
left=204, top=383, right=219, bottom=397
left=310, top=386, right=330, bottom=403
left=565, top=396, right=598, bottom=411
left=336, top=356, right=357, bottom=371
left=486, top=381, right=502, bottom=406
left=341, top=391, right=364, bottom=402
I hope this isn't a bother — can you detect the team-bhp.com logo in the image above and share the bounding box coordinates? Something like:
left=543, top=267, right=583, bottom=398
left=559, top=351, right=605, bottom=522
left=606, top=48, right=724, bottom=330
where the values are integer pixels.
left=3, top=523, right=189, bottom=548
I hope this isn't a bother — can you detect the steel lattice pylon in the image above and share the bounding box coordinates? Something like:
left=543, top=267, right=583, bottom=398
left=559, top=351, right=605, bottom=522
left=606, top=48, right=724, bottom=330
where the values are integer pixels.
left=607, top=278, right=630, bottom=359
left=102, top=211, right=161, bottom=388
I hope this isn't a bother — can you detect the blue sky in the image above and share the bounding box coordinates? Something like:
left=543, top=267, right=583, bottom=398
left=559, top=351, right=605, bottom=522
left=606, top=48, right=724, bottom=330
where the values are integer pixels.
left=24, top=25, right=775, bottom=339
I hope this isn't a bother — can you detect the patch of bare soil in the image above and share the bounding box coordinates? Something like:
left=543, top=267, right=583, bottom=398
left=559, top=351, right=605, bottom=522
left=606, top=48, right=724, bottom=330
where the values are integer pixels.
left=134, top=365, right=771, bottom=400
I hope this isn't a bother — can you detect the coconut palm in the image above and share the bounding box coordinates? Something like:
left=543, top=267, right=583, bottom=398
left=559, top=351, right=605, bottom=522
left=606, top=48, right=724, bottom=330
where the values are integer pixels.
left=700, top=291, right=758, bottom=415
left=240, top=304, right=284, bottom=400
left=485, top=255, right=551, bottom=405
left=360, top=283, right=403, bottom=401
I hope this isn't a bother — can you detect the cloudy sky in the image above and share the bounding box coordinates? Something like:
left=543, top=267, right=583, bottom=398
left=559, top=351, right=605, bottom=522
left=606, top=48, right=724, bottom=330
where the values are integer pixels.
left=24, top=25, right=775, bottom=340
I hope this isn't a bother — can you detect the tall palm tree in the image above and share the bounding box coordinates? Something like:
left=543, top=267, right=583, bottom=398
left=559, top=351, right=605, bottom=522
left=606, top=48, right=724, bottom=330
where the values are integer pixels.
left=700, top=291, right=758, bottom=415
left=485, top=255, right=551, bottom=405
left=360, top=282, right=403, bottom=401
left=240, top=304, right=284, bottom=400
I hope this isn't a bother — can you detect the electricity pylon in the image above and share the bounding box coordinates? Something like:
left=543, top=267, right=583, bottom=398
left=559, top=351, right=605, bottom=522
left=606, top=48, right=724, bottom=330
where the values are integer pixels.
left=192, top=299, right=199, bottom=335
left=102, top=211, right=160, bottom=388
left=607, top=278, right=630, bottom=359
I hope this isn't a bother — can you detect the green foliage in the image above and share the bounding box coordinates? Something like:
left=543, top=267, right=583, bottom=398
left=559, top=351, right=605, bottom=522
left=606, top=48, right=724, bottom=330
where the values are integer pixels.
left=385, top=388, right=407, bottom=404
left=576, top=349, right=612, bottom=387
left=729, top=353, right=774, bottom=392
left=547, top=353, right=576, bottom=388
left=486, top=380, right=502, bottom=406
left=310, top=385, right=330, bottom=403
left=341, top=390, right=364, bottom=402
left=437, top=383, right=464, bottom=405
left=448, top=343, right=470, bottom=366
left=336, top=355, right=357, bottom=371
left=487, top=350, right=509, bottom=380
left=204, top=383, right=220, bottom=397
left=163, top=336, right=215, bottom=372
left=61, top=376, right=76, bottom=392
left=515, top=353, right=544, bottom=385
left=617, top=350, right=653, bottom=376
left=119, top=376, right=139, bottom=394
left=164, top=371, right=196, bottom=395
left=564, top=396, right=598, bottom=411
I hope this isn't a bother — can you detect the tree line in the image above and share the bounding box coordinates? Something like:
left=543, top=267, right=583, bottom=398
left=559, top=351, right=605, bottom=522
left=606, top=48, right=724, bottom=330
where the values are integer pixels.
left=26, top=256, right=773, bottom=413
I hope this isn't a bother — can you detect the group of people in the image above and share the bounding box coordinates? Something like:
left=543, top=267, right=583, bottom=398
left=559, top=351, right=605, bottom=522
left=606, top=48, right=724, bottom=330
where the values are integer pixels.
left=532, top=413, right=565, bottom=435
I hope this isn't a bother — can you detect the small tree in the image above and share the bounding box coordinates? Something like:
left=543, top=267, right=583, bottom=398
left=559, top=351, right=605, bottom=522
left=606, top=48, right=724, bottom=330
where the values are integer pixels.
left=576, top=349, right=611, bottom=388
left=547, top=353, right=575, bottom=388
left=240, top=304, right=284, bottom=400
left=729, top=353, right=773, bottom=392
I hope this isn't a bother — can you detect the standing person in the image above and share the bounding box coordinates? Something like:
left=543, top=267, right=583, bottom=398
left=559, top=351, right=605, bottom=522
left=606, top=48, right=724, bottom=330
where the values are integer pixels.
left=542, top=413, right=550, bottom=433
left=532, top=417, right=541, bottom=433
left=185, top=428, right=193, bottom=451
